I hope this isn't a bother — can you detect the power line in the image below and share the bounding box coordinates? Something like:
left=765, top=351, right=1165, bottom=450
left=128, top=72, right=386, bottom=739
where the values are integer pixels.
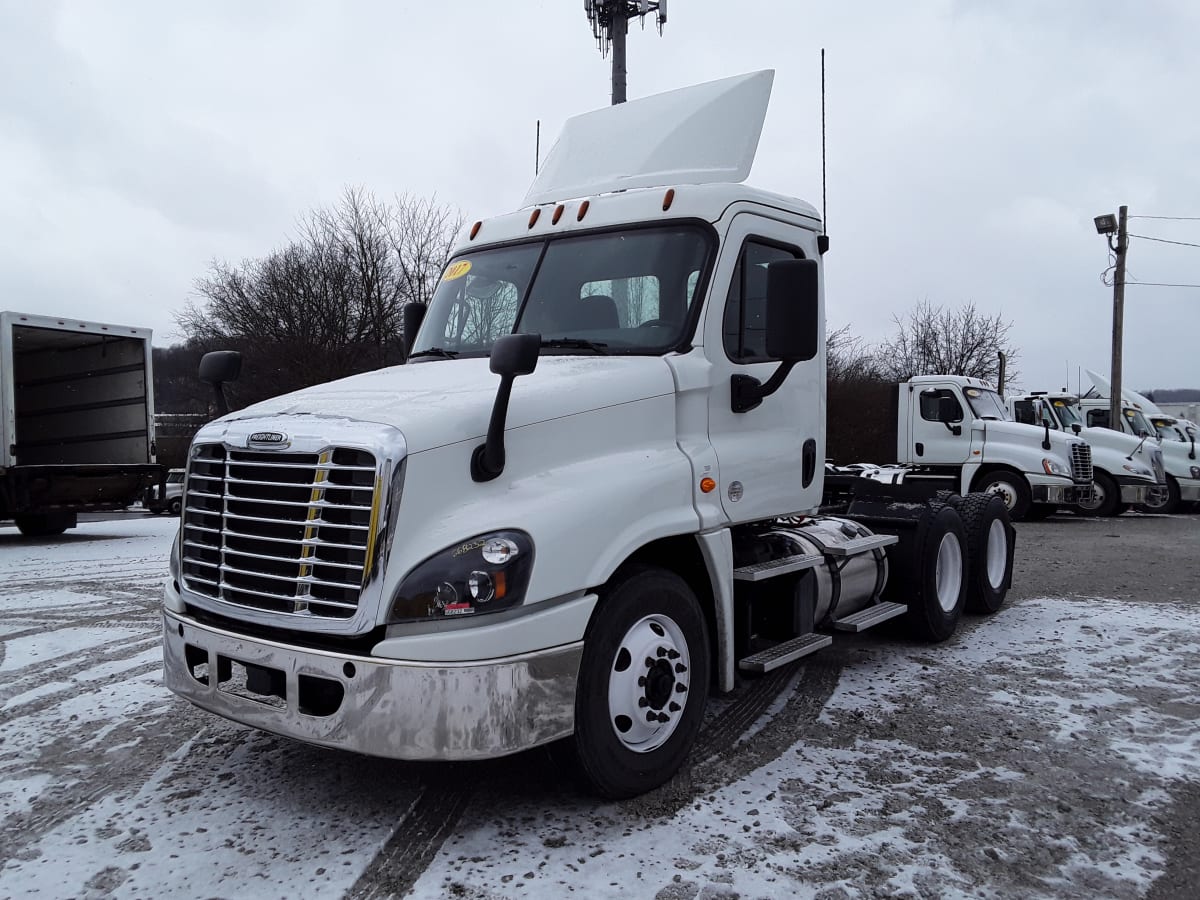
left=1127, top=280, right=1200, bottom=289
left=1128, top=232, right=1200, bottom=249
left=1128, top=215, right=1200, bottom=221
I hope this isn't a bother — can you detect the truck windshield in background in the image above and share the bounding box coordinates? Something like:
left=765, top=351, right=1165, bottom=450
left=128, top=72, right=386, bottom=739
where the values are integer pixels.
left=963, top=387, right=1009, bottom=421
left=1123, top=407, right=1155, bottom=438
left=1052, top=398, right=1084, bottom=429
left=411, top=226, right=712, bottom=359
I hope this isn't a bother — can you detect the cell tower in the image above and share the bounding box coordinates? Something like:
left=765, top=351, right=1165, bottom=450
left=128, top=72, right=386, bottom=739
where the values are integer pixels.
left=584, top=1, right=668, bottom=105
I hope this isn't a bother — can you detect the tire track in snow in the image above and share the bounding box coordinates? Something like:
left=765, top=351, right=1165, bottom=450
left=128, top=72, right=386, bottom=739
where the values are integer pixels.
left=0, top=633, right=161, bottom=706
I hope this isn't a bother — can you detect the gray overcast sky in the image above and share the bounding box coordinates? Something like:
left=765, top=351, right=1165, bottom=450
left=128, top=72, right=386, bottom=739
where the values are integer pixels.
left=2, top=0, right=1198, bottom=392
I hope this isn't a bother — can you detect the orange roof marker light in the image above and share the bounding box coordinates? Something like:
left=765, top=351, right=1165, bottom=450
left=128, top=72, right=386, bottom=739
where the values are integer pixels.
left=469, top=221, right=482, bottom=240
left=552, top=204, right=565, bottom=225
left=662, top=188, right=675, bottom=211
left=577, top=200, right=590, bottom=222
left=700, top=477, right=716, bottom=494
left=528, top=208, right=541, bottom=229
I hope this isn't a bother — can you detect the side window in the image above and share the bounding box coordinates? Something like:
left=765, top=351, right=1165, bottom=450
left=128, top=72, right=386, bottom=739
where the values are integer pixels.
left=919, top=389, right=963, bottom=422
left=1087, top=409, right=1110, bottom=428
left=723, top=239, right=802, bottom=363
left=1012, top=400, right=1035, bottom=426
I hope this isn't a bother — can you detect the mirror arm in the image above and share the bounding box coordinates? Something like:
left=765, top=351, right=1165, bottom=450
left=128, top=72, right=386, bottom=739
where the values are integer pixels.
left=471, top=376, right=517, bottom=481
left=730, top=361, right=798, bottom=414
left=1043, top=422, right=1052, bottom=451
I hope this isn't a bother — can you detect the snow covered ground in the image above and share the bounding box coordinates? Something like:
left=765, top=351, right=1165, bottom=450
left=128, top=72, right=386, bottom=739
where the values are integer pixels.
left=1, top=516, right=1198, bottom=899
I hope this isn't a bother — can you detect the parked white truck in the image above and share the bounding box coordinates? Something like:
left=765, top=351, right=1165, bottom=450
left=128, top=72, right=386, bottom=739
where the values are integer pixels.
left=1006, top=391, right=1163, bottom=516
left=1, top=311, right=163, bottom=536
left=161, top=72, right=1018, bottom=798
left=825, top=375, right=1093, bottom=521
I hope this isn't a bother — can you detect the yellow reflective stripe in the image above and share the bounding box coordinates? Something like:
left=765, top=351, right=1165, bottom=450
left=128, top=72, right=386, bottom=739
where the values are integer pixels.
left=361, top=475, right=383, bottom=583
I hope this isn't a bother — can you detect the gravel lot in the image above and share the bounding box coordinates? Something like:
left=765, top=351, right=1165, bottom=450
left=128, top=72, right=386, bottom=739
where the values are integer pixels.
left=1, top=510, right=1197, bottom=899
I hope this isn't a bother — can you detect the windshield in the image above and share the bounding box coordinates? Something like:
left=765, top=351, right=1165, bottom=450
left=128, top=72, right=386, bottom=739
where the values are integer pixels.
left=963, top=387, right=1009, bottom=421
left=1122, top=407, right=1154, bottom=438
left=1051, top=398, right=1083, bottom=428
left=411, top=226, right=712, bottom=359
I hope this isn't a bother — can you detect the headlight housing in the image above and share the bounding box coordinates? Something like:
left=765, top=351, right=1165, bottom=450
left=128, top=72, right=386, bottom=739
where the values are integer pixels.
left=388, top=530, right=534, bottom=622
left=1042, top=457, right=1071, bottom=477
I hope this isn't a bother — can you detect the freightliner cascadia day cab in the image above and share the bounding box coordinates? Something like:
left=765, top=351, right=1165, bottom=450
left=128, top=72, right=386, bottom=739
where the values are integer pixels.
left=825, top=375, right=1093, bottom=522
left=162, top=72, right=1018, bottom=798
left=1006, top=391, right=1162, bottom=517
left=0, top=311, right=163, bottom=537
left=1082, top=370, right=1200, bottom=514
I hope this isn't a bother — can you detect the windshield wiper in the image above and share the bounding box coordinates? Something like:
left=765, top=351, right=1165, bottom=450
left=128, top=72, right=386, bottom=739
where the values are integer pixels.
left=539, top=338, right=609, bottom=355
left=408, top=347, right=459, bottom=360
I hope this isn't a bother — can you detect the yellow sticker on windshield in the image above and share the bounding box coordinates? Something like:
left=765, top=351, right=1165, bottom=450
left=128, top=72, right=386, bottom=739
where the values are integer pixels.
left=1053, top=400, right=1065, bottom=407
left=442, top=260, right=472, bottom=281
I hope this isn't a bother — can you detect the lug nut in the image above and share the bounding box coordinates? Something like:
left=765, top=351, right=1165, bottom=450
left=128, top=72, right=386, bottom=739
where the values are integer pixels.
left=646, top=711, right=657, bottom=722
left=657, top=713, right=670, bottom=723
left=645, top=657, right=655, bottom=668
left=669, top=702, right=681, bottom=712
left=675, top=663, right=688, bottom=673
left=638, top=697, right=648, bottom=708
left=667, top=649, right=680, bottom=660
left=657, top=646, right=668, bottom=657
left=637, top=676, right=646, bottom=686
left=675, top=683, right=687, bottom=693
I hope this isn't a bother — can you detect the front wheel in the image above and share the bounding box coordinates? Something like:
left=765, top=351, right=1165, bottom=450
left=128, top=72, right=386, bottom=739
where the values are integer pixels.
left=974, top=471, right=1032, bottom=521
left=570, top=565, right=710, bottom=799
left=15, top=512, right=73, bottom=537
left=168, top=497, right=183, bottom=516
left=1074, top=471, right=1120, bottom=517
left=1137, top=476, right=1181, bottom=514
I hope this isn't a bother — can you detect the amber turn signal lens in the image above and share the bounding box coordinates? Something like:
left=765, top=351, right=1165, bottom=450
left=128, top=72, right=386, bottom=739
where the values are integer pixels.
left=469, top=221, right=481, bottom=240
left=663, top=188, right=675, bottom=211
left=577, top=200, right=590, bottom=221
left=552, top=204, right=565, bottom=224
left=700, top=477, right=716, bottom=494
left=528, top=208, right=541, bottom=228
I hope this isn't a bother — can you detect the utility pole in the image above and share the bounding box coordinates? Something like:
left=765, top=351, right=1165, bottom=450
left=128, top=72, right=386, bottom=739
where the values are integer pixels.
left=584, top=1, right=667, bottom=106
left=1109, top=205, right=1129, bottom=431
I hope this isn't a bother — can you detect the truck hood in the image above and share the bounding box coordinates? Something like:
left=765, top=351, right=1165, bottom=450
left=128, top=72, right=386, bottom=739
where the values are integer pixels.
left=221, top=356, right=677, bottom=454
left=981, top=419, right=1080, bottom=455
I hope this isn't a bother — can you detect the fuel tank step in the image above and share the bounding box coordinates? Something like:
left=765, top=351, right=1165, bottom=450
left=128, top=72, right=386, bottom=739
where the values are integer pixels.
left=822, top=533, right=898, bottom=557
left=833, top=600, right=908, bottom=632
left=738, top=633, right=833, bottom=673
left=733, top=553, right=824, bottom=582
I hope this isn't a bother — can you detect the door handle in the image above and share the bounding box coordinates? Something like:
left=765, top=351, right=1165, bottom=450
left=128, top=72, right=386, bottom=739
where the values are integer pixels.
left=915, top=442, right=924, bottom=457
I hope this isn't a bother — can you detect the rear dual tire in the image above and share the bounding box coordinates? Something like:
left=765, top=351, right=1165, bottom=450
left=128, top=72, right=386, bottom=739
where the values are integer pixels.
left=951, top=493, right=1015, bottom=614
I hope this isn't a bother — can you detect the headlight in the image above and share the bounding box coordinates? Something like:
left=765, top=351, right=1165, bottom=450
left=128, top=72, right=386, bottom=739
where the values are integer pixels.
left=1042, top=457, right=1071, bottom=477
left=1191, top=466, right=1200, bottom=479
left=1122, top=464, right=1152, bottom=477
left=388, top=530, right=534, bottom=622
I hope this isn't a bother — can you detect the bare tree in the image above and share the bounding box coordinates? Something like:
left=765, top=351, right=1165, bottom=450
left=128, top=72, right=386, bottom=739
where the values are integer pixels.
left=876, top=300, right=1019, bottom=385
left=827, top=323, right=884, bottom=386
left=176, top=188, right=463, bottom=407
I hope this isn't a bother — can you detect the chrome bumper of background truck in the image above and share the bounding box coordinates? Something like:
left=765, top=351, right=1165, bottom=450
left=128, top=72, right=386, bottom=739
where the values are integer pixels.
left=1117, top=479, right=1152, bottom=505
left=163, top=610, right=581, bottom=760
left=1033, top=483, right=1090, bottom=505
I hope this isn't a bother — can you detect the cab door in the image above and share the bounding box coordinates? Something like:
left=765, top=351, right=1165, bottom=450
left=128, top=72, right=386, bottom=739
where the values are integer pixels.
left=907, top=383, right=972, bottom=464
left=704, top=214, right=822, bottom=523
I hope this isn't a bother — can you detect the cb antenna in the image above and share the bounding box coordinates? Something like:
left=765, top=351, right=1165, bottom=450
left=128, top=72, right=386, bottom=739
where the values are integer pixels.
left=818, top=48, right=830, bottom=255
left=584, top=1, right=668, bottom=105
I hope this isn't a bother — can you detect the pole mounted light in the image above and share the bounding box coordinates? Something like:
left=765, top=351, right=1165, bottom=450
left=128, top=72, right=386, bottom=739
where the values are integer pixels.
left=584, top=1, right=668, bottom=104
left=1093, top=213, right=1117, bottom=236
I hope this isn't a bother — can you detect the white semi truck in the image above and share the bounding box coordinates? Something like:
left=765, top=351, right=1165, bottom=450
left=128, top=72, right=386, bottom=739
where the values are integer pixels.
left=825, top=375, right=1093, bottom=521
left=161, top=72, right=1018, bottom=798
left=1006, top=391, right=1162, bottom=516
left=1081, top=371, right=1200, bottom=514
left=1, top=311, right=163, bottom=536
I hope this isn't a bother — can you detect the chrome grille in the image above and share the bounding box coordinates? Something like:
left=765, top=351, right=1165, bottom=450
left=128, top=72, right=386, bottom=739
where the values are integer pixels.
left=1070, top=442, right=1093, bottom=484
left=181, top=444, right=379, bottom=619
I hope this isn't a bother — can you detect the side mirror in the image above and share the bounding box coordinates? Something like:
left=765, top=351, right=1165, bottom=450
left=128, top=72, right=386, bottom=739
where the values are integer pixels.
left=936, top=396, right=960, bottom=424
left=402, top=303, right=426, bottom=363
left=1072, top=423, right=1082, bottom=435
left=764, top=258, right=819, bottom=362
left=731, top=258, right=819, bottom=413
left=471, top=333, right=541, bottom=482
left=198, top=350, right=242, bottom=417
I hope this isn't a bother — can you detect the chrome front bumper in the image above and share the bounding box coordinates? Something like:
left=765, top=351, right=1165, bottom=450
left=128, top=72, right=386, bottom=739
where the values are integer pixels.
left=1117, top=480, right=1153, bottom=505
left=163, top=610, right=581, bottom=760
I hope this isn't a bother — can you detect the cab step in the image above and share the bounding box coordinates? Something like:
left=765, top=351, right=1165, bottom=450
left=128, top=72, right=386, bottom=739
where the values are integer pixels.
left=733, top=553, right=824, bottom=582
left=738, top=633, right=833, bottom=673
left=822, top=533, right=898, bottom=557
left=833, top=601, right=908, bottom=632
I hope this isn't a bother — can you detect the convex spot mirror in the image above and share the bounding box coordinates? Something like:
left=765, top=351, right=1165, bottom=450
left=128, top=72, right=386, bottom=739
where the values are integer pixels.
left=764, top=258, right=819, bottom=362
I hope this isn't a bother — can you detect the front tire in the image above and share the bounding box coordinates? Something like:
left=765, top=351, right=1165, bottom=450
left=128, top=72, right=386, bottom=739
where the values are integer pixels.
left=1137, top=476, right=1181, bottom=514
left=14, top=512, right=73, bottom=537
left=570, top=565, right=710, bottom=799
left=168, top=497, right=183, bottom=516
left=1074, top=471, right=1121, bottom=517
left=974, top=471, right=1032, bottom=521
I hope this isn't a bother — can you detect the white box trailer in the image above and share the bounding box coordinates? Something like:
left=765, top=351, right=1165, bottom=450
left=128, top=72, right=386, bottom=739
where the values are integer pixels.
left=0, top=311, right=163, bottom=536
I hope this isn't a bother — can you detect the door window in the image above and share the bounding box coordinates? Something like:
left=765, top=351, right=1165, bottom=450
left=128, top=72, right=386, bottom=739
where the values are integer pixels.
left=919, top=389, right=963, bottom=422
left=723, top=240, right=803, bottom=363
